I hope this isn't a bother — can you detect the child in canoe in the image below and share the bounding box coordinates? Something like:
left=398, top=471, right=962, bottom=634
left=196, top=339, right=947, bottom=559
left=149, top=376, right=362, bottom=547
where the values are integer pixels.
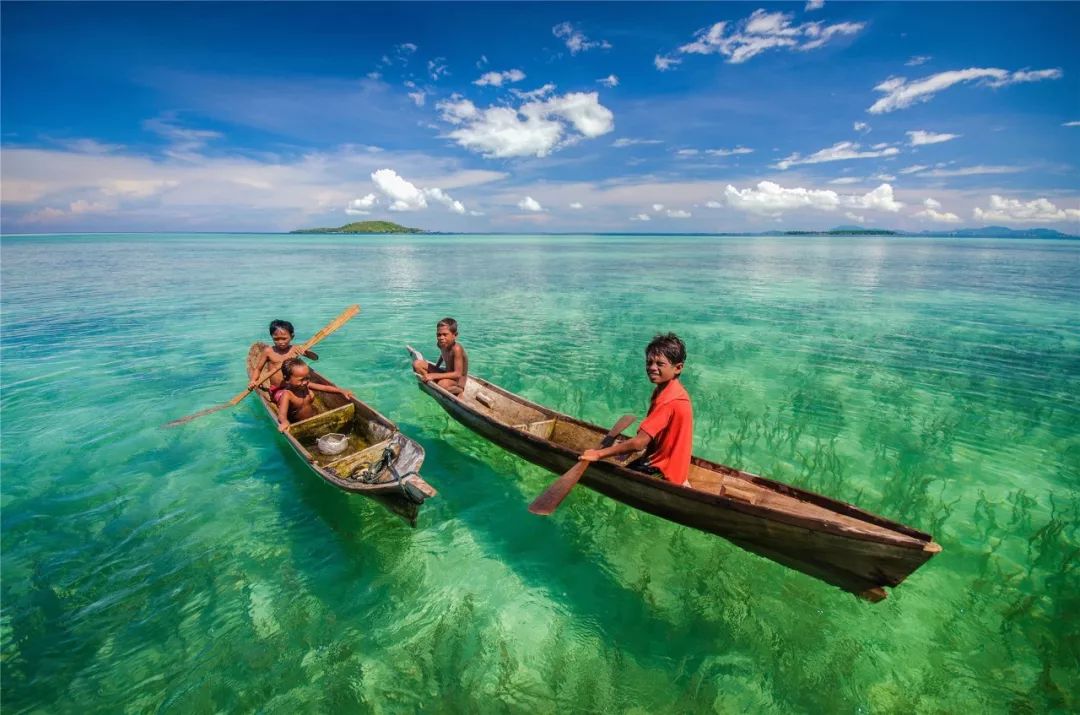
left=579, top=333, right=694, bottom=488
left=249, top=319, right=306, bottom=391
left=275, top=358, right=355, bottom=432
left=410, top=317, right=469, bottom=396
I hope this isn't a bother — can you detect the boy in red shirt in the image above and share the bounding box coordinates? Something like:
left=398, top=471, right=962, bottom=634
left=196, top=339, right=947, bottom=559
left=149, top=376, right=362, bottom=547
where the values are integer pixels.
left=580, top=333, right=694, bottom=488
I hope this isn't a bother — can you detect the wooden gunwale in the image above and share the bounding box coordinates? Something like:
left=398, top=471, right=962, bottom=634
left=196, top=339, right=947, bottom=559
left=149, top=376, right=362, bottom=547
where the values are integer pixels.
left=423, top=376, right=934, bottom=551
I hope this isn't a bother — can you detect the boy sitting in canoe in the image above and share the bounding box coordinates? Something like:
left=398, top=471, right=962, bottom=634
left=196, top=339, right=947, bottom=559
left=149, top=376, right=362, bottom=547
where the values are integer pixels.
left=410, top=317, right=469, bottom=396
left=275, top=358, right=355, bottom=432
left=248, top=319, right=312, bottom=391
left=579, top=333, right=694, bottom=488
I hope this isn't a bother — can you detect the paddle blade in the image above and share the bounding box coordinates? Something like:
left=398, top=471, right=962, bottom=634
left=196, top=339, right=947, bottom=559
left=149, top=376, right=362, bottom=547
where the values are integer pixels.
left=528, top=414, right=637, bottom=515
left=528, top=461, right=589, bottom=515
left=162, top=386, right=254, bottom=429
left=162, top=401, right=232, bottom=428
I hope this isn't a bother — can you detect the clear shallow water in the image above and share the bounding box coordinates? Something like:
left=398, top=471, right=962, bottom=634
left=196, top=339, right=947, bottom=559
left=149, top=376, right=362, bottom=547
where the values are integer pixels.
left=1, top=233, right=1077, bottom=713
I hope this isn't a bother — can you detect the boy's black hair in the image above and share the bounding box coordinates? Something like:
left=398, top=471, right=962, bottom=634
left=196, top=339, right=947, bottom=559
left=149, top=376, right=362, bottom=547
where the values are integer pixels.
left=281, top=357, right=306, bottom=379
left=269, top=319, right=295, bottom=336
left=645, top=333, right=686, bottom=366
left=437, top=317, right=458, bottom=334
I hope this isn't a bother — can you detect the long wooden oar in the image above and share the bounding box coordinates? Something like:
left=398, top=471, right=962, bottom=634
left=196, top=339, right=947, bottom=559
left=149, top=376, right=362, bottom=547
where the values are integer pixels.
left=162, top=304, right=360, bottom=428
left=528, top=414, right=637, bottom=515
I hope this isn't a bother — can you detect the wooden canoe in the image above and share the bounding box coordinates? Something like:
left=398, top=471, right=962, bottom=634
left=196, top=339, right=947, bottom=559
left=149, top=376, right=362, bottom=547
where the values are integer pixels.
left=415, top=371, right=941, bottom=601
left=248, top=343, right=436, bottom=524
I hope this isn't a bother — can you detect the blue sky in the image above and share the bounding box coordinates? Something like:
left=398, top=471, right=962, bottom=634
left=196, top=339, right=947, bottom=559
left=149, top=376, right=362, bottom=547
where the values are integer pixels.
left=2, top=1, right=1078, bottom=233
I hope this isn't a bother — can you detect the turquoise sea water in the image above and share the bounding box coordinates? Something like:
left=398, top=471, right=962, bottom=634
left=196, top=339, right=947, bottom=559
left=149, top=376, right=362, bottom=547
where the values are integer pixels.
left=2, top=233, right=1077, bottom=713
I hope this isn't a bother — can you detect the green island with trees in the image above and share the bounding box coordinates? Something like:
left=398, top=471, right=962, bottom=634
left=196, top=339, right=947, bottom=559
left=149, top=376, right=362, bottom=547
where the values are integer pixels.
left=291, top=220, right=424, bottom=234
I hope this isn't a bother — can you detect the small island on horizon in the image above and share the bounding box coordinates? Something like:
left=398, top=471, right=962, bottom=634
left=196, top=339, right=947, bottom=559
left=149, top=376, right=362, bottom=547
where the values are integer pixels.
left=288, top=221, right=1076, bottom=239
left=291, top=220, right=424, bottom=235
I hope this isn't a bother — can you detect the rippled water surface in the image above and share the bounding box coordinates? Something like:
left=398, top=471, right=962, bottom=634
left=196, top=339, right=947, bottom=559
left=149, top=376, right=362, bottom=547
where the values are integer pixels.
left=2, top=233, right=1078, bottom=713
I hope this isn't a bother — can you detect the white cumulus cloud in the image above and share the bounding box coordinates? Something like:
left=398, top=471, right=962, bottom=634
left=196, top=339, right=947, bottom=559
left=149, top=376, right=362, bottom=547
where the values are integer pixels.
left=346, top=193, right=378, bottom=215
left=907, top=130, right=961, bottom=146
left=597, top=74, right=619, bottom=88
left=474, top=69, right=526, bottom=87
left=868, top=67, right=1063, bottom=114
left=569, top=202, right=584, bottom=209
left=518, top=196, right=544, bottom=212
left=675, top=9, right=864, bottom=64
left=973, top=195, right=1080, bottom=224
left=437, top=91, right=614, bottom=158
left=425, top=187, right=466, bottom=214
left=848, top=184, right=903, bottom=212
left=552, top=22, right=611, bottom=54
left=666, top=209, right=692, bottom=218
left=915, top=197, right=960, bottom=223
left=370, top=169, right=467, bottom=214
left=805, top=0, right=825, bottom=10
left=1061, top=121, right=1080, bottom=127
left=906, top=55, right=931, bottom=67
left=631, top=213, right=651, bottom=221
left=723, top=181, right=902, bottom=216
left=775, top=141, right=899, bottom=170
left=853, top=121, right=871, bottom=133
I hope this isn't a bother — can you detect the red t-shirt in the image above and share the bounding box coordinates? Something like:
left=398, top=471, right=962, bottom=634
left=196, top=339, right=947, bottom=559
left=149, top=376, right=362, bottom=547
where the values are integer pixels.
left=637, top=379, right=693, bottom=485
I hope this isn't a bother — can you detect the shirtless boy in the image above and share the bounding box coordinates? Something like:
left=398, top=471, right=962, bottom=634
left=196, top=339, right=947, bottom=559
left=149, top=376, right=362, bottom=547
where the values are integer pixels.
left=275, top=358, right=355, bottom=432
left=411, top=317, right=469, bottom=395
left=249, top=319, right=303, bottom=390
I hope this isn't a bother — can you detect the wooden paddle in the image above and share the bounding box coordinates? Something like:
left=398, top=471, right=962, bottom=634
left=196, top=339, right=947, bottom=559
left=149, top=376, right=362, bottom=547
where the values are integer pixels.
left=162, top=304, right=360, bottom=428
left=528, top=414, right=637, bottom=515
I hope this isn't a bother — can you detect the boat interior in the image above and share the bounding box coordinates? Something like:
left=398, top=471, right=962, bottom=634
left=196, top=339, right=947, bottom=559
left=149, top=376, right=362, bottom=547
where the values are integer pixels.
left=253, top=375, right=397, bottom=478
left=458, top=379, right=929, bottom=544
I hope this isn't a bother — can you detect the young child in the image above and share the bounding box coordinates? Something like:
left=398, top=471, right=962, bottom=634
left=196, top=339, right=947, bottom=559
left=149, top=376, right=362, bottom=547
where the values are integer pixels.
left=579, top=333, right=694, bottom=488
left=249, top=319, right=303, bottom=391
left=274, top=358, right=355, bottom=432
left=411, top=317, right=469, bottom=396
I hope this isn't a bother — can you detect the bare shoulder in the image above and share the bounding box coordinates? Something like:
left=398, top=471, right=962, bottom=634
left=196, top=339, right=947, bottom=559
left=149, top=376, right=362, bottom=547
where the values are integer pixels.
left=453, top=342, right=467, bottom=357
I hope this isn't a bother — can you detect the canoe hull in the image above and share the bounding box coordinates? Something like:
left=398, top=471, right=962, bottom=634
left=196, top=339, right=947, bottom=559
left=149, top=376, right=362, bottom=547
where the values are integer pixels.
left=418, top=375, right=939, bottom=599
left=249, top=344, right=436, bottom=524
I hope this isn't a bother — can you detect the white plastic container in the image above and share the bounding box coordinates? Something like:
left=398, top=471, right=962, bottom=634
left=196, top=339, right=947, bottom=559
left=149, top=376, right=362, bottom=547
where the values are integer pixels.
left=317, top=433, right=349, bottom=456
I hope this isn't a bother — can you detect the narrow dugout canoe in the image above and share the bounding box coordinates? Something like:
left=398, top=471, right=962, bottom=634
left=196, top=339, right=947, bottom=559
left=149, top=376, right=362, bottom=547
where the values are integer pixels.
left=415, top=371, right=940, bottom=601
left=248, top=343, right=436, bottom=524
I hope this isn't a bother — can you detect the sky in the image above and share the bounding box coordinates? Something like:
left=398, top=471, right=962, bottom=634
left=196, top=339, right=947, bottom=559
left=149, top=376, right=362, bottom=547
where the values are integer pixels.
left=2, top=1, right=1078, bottom=234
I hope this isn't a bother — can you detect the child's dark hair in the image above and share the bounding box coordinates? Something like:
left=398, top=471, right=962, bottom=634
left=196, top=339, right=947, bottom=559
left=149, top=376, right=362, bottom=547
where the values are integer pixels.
left=281, top=357, right=306, bottom=379
left=437, top=317, right=458, bottom=334
left=269, top=319, right=295, bottom=336
left=646, top=333, right=686, bottom=366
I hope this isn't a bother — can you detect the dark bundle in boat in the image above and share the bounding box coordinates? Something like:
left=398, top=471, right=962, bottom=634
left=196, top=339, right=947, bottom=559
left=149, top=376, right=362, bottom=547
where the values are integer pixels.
left=414, top=368, right=940, bottom=601
left=247, top=343, right=436, bottom=524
